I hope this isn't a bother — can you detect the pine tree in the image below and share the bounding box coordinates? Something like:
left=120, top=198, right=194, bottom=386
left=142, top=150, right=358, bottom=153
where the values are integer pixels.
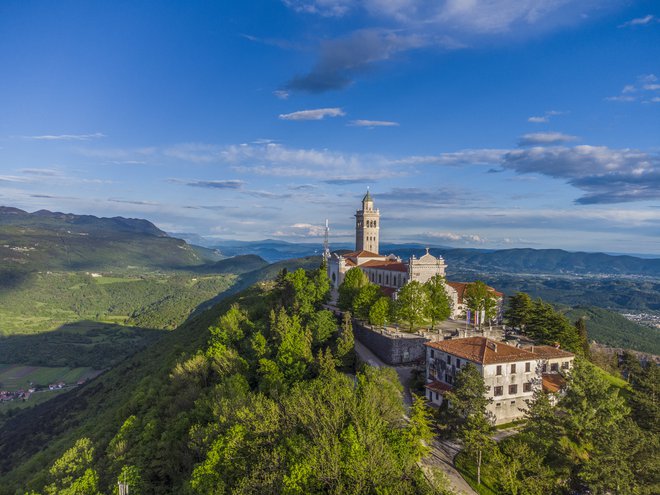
left=574, top=316, right=590, bottom=358
left=336, top=312, right=355, bottom=369
left=504, top=292, right=533, bottom=331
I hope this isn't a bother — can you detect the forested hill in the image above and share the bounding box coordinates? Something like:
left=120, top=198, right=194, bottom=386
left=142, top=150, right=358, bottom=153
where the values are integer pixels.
left=0, top=207, right=214, bottom=274
left=0, top=261, right=436, bottom=495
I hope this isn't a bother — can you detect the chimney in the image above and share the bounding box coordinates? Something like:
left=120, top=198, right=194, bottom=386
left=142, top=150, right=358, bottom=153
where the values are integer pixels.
left=487, top=341, right=497, bottom=352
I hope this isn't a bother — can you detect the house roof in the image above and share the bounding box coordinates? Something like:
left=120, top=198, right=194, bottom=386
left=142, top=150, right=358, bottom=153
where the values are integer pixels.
left=426, top=337, right=539, bottom=365
left=445, top=281, right=503, bottom=304
left=542, top=373, right=566, bottom=393
left=424, top=380, right=453, bottom=394
left=360, top=259, right=408, bottom=272
left=529, top=345, right=575, bottom=360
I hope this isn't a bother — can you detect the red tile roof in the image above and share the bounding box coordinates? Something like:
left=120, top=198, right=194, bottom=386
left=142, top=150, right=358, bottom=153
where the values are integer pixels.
left=424, top=380, right=453, bottom=394
left=445, top=281, right=503, bottom=303
left=542, top=373, right=566, bottom=393
left=529, top=345, right=575, bottom=359
left=426, top=337, right=538, bottom=365
left=360, top=259, right=408, bottom=272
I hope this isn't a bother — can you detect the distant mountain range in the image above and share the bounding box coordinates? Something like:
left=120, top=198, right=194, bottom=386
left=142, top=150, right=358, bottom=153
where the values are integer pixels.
left=204, top=239, right=660, bottom=277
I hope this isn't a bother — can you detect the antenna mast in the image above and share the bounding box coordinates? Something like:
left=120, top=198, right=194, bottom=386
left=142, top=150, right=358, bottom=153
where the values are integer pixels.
left=323, top=219, right=330, bottom=262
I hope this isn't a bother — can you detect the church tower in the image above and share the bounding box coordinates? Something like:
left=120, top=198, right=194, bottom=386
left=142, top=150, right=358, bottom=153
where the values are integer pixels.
left=355, top=190, right=380, bottom=253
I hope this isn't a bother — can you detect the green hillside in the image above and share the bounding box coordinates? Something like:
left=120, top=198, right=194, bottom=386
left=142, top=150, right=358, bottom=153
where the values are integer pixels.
left=0, top=207, right=207, bottom=275
left=0, top=264, right=436, bottom=495
left=563, top=306, right=660, bottom=355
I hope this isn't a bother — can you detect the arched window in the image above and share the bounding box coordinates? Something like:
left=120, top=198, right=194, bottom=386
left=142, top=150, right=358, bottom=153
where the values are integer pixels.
left=374, top=221, right=377, bottom=228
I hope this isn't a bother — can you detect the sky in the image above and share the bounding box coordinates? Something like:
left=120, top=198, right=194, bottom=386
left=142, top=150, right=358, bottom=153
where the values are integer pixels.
left=0, top=0, right=659, bottom=255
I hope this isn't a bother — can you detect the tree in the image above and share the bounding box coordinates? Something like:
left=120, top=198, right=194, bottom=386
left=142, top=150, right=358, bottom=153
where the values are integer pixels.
left=443, top=363, right=494, bottom=485
left=504, top=292, right=533, bottom=331
left=526, top=299, right=584, bottom=355
left=424, top=275, right=452, bottom=331
left=574, top=316, right=590, bottom=359
left=337, top=268, right=369, bottom=311
left=336, top=312, right=355, bottom=369
left=483, top=293, right=499, bottom=331
left=308, top=309, right=338, bottom=347
left=352, top=283, right=381, bottom=320
left=463, top=281, right=490, bottom=330
left=490, top=437, right=555, bottom=495
left=369, top=297, right=391, bottom=327
left=45, top=438, right=100, bottom=495
left=395, top=281, right=428, bottom=331
left=628, top=361, right=659, bottom=432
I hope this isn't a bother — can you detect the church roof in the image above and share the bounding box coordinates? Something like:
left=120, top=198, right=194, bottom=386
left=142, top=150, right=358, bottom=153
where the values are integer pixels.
left=342, top=250, right=383, bottom=259
left=360, top=259, right=408, bottom=272
left=362, top=190, right=373, bottom=202
left=417, top=247, right=443, bottom=263
left=426, top=337, right=538, bottom=365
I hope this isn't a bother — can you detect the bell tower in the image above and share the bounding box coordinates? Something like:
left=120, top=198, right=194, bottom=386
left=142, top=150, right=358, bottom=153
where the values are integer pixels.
left=355, top=189, right=380, bottom=253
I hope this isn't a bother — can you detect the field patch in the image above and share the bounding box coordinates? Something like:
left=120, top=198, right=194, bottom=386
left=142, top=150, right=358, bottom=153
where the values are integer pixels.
left=0, top=364, right=101, bottom=391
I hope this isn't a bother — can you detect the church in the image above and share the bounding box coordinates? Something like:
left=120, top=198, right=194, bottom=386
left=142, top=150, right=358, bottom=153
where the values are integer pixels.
left=327, top=191, right=503, bottom=322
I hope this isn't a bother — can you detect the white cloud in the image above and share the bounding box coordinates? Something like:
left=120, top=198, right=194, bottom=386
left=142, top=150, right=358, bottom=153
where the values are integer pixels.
left=273, top=90, right=290, bottom=99
left=349, top=119, right=400, bottom=127
left=528, top=116, right=548, bottom=123
left=394, top=149, right=508, bottom=166
left=606, top=74, right=660, bottom=103
left=279, top=107, right=346, bottom=120
left=619, top=14, right=658, bottom=28
left=519, top=132, right=579, bottom=146
left=422, top=231, right=486, bottom=244
left=527, top=110, right=566, bottom=123
left=20, top=132, right=105, bottom=141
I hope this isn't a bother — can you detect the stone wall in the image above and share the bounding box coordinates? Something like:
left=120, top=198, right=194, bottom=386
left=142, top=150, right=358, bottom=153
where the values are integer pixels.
left=353, top=321, right=429, bottom=365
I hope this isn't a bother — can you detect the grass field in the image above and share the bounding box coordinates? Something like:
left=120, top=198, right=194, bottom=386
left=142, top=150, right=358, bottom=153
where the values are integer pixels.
left=0, top=364, right=101, bottom=391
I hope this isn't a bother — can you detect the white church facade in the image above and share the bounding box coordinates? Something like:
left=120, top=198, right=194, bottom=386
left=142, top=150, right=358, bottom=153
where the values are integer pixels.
left=327, top=191, right=503, bottom=322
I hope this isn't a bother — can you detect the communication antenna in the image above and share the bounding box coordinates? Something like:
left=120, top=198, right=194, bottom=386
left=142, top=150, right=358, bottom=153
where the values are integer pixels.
left=323, top=219, right=330, bottom=262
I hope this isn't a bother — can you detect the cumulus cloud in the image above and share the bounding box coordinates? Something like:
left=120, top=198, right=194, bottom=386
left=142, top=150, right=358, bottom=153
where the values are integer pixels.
left=20, top=132, right=105, bottom=141
left=421, top=231, right=487, bottom=244
left=519, top=132, right=579, bottom=146
left=279, top=107, right=346, bottom=120
left=349, top=119, right=399, bottom=127
left=271, top=222, right=327, bottom=238
left=502, top=145, right=660, bottom=204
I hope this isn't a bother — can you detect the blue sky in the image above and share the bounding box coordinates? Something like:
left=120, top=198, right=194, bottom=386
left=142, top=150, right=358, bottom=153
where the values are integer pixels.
left=1, top=0, right=659, bottom=254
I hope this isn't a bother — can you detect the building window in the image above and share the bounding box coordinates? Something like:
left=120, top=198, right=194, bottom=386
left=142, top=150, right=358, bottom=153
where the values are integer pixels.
left=457, top=359, right=461, bottom=367
left=511, top=400, right=516, bottom=405
left=435, top=392, right=439, bottom=400
left=447, top=355, right=451, bottom=364
left=494, top=386, right=503, bottom=396
left=445, top=374, right=453, bottom=384
left=496, top=365, right=502, bottom=376
left=430, top=350, right=435, bottom=358
left=551, top=363, right=559, bottom=372
left=495, top=402, right=501, bottom=407
left=511, top=363, right=516, bottom=374
left=523, top=382, right=532, bottom=393
left=525, top=362, right=531, bottom=373
left=509, top=384, right=518, bottom=394
left=561, top=361, right=570, bottom=370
